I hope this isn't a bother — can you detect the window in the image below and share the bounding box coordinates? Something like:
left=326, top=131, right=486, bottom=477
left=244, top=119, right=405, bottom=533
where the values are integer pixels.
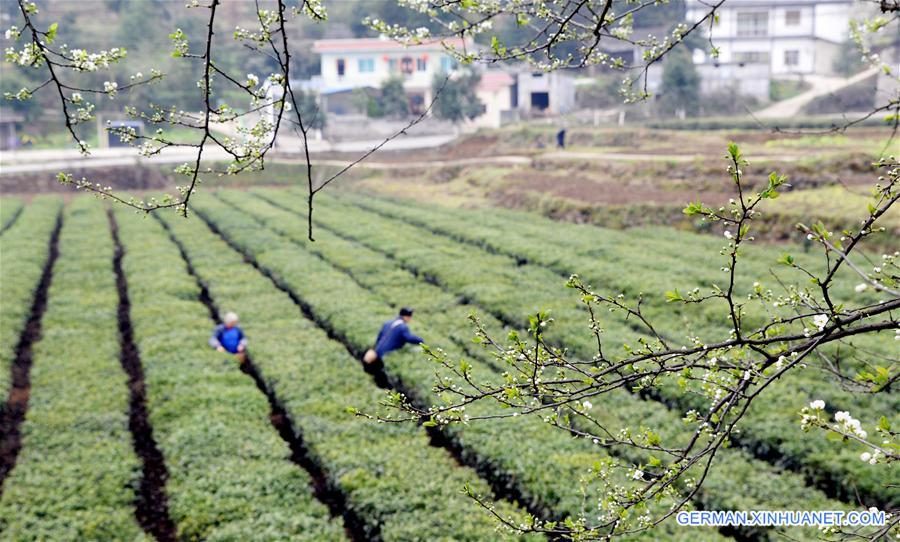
left=785, top=10, right=801, bottom=26
left=388, top=58, right=398, bottom=73
left=733, top=51, right=770, bottom=63
left=736, top=11, right=768, bottom=37
left=357, top=58, right=374, bottom=73
left=400, top=56, right=414, bottom=74
left=336, top=58, right=345, bottom=77
left=784, top=50, right=799, bottom=67
left=416, top=57, right=427, bottom=71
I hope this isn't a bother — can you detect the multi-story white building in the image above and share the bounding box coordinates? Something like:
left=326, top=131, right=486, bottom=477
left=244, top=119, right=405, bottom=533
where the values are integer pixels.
left=307, top=36, right=576, bottom=128
left=686, top=0, right=853, bottom=76
left=311, top=36, right=471, bottom=115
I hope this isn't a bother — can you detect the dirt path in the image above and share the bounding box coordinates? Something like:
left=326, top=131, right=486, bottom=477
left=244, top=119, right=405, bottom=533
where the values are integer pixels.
left=0, top=211, right=62, bottom=493
left=0, top=206, right=24, bottom=235
left=2, top=142, right=811, bottom=178
left=108, top=210, right=178, bottom=542
left=755, top=67, right=879, bottom=119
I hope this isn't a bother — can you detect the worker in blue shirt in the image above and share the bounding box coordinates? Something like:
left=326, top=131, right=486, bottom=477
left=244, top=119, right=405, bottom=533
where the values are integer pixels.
left=209, top=311, right=247, bottom=364
left=363, top=307, right=424, bottom=364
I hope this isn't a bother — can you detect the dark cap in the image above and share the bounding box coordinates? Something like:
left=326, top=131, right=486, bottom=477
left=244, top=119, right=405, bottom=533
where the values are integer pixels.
left=399, top=307, right=414, bottom=317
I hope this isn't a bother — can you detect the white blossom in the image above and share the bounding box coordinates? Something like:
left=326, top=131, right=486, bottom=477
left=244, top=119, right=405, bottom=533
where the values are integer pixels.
left=834, top=411, right=867, bottom=439
left=855, top=283, right=868, bottom=293
left=582, top=400, right=593, bottom=410
left=813, top=314, right=828, bottom=331
left=809, top=400, right=825, bottom=410
left=772, top=356, right=785, bottom=371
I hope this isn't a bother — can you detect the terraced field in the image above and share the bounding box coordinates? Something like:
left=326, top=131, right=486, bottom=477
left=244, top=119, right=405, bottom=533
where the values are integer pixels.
left=0, top=190, right=895, bottom=541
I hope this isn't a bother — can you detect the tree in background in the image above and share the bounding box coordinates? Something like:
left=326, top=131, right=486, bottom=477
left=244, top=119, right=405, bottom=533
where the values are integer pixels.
left=379, top=77, right=409, bottom=118
left=658, top=46, right=699, bottom=118
left=0, top=62, right=43, bottom=121
left=351, top=87, right=381, bottom=117
left=432, top=71, right=483, bottom=124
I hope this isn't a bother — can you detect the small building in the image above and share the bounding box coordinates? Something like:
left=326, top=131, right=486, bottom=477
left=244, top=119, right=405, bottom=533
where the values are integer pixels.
left=514, top=71, right=576, bottom=116
left=685, top=0, right=854, bottom=76
left=472, top=71, right=517, bottom=129
left=465, top=67, right=577, bottom=127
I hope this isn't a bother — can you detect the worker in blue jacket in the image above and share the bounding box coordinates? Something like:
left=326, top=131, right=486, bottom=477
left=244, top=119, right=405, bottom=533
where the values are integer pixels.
left=363, top=307, right=424, bottom=364
left=209, top=311, right=247, bottom=364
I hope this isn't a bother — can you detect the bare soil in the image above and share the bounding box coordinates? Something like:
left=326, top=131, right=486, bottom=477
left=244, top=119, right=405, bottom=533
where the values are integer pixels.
left=0, top=212, right=62, bottom=494
left=1, top=165, right=172, bottom=195
left=108, top=211, right=178, bottom=542
left=506, top=171, right=734, bottom=206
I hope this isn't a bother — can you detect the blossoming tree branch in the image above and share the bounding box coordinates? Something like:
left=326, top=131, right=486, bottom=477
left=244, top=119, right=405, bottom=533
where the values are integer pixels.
left=5, top=0, right=896, bottom=234
left=3, top=0, right=738, bottom=239
left=3, top=0, right=446, bottom=239
left=367, top=145, right=899, bottom=540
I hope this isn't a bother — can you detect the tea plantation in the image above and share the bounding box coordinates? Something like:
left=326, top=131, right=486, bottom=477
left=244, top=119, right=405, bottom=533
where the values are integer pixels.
left=0, top=191, right=895, bottom=542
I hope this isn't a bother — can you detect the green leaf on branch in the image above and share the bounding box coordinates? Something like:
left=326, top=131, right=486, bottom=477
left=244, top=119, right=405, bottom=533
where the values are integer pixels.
left=490, top=36, right=506, bottom=56
left=665, top=289, right=683, bottom=302
left=683, top=201, right=711, bottom=216
left=759, top=172, right=787, bottom=199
